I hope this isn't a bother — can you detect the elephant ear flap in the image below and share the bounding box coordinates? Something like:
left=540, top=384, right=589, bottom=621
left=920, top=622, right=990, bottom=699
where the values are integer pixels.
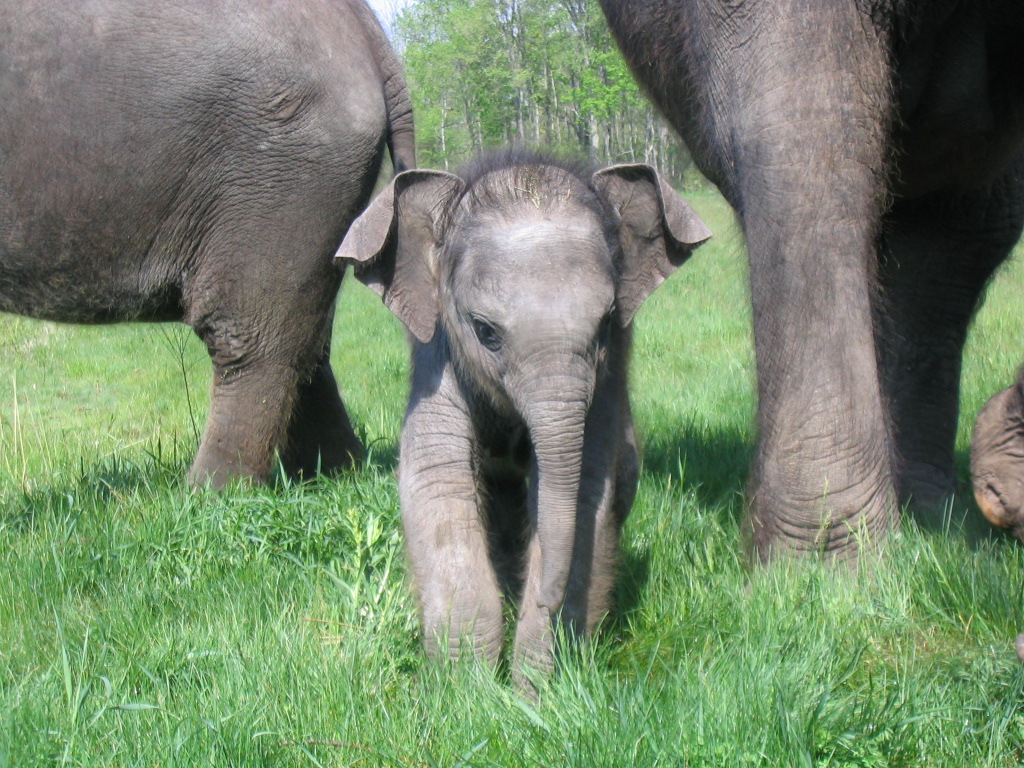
left=336, top=170, right=465, bottom=343
left=592, top=164, right=711, bottom=326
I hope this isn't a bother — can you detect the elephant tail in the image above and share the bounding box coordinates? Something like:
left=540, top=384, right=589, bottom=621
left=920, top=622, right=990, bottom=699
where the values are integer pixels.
left=382, top=58, right=415, bottom=174
left=354, top=0, right=416, bottom=174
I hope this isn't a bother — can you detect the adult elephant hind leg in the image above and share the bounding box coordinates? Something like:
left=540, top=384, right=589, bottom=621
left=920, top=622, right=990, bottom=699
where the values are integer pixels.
left=187, top=322, right=304, bottom=489
left=184, top=230, right=347, bottom=489
left=279, top=306, right=366, bottom=479
left=877, top=170, right=1024, bottom=523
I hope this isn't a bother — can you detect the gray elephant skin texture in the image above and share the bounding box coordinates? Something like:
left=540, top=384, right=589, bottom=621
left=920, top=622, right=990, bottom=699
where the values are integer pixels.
left=337, top=153, right=710, bottom=683
left=601, top=0, right=1024, bottom=559
left=0, top=0, right=414, bottom=487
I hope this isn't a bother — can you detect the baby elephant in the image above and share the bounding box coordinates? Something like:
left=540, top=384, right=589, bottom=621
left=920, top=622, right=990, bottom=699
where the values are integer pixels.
left=338, top=153, right=710, bottom=685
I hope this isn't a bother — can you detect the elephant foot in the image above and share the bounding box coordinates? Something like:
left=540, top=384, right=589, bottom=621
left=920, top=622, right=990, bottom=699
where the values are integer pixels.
left=188, top=442, right=265, bottom=490
left=971, top=384, right=1024, bottom=539
left=511, top=638, right=553, bottom=701
left=422, top=609, right=504, bottom=669
left=280, top=363, right=366, bottom=479
left=897, top=465, right=955, bottom=514
left=280, top=419, right=365, bottom=479
left=747, top=475, right=899, bottom=563
left=1016, top=633, right=1024, bottom=663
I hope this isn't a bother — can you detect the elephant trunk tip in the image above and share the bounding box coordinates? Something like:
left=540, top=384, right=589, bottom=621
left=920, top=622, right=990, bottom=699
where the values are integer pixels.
left=974, top=477, right=1021, bottom=533
left=538, top=552, right=571, bottom=615
left=538, top=583, right=565, bottom=615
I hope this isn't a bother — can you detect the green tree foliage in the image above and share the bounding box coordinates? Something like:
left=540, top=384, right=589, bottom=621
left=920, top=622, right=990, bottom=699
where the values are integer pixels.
left=394, top=0, right=700, bottom=186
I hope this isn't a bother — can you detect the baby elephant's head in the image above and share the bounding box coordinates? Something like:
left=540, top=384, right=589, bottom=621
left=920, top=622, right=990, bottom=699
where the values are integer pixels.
left=337, top=154, right=710, bottom=415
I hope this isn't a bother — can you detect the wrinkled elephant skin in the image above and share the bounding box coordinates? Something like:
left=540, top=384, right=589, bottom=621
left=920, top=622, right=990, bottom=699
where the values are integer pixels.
left=0, top=0, right=415, bottom=487
left=337, top=152, right=710, bottom=687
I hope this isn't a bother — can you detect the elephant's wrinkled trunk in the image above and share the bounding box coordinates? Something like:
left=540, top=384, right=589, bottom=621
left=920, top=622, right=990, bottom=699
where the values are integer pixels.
left=515, top=357, right=594, bottom=617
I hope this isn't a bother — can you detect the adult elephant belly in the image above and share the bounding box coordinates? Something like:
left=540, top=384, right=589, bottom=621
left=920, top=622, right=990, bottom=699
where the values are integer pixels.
left=0, top=0, right=407, bottom=487
left=0, top=184, right=191, bottom=324
left=600, top=0, right=1024, bottom=560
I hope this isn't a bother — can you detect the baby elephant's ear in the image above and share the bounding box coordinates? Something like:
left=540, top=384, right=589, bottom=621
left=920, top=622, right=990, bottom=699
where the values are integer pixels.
left=336, top=170, right=465, bottom=343
left=592, top=164, right=711, bottom=326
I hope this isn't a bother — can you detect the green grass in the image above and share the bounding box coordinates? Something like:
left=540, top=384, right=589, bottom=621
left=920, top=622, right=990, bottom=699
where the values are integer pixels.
left=2, top=191, right=1023, bottom=766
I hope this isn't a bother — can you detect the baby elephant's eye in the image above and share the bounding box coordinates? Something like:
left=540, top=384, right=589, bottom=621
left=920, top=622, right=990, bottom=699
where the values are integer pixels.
left=472, top=318, right=501, bottom=352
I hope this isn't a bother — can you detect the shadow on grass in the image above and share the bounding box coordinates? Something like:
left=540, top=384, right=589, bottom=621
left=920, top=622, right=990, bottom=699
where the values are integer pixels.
left=608, top=543, right=652, bottom=638
left=1, top=434, right=400, bottom=537
left=360, top=436, right=399, bottom=472
left=0, top=451, right=189, bottom=534
left=605, top=423, right=754, bottom=634
left=634, top=424, right=1016, bottom=552
left=640, top=423, right=753, bottom=518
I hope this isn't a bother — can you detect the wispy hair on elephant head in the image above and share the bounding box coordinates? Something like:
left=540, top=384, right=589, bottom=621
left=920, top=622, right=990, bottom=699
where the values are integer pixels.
left=435, top=148, right=622, bottom=271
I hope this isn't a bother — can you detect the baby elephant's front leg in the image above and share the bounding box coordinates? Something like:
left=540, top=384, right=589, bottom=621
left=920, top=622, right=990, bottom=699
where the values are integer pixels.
left=400, top=360, right=503, bottom=663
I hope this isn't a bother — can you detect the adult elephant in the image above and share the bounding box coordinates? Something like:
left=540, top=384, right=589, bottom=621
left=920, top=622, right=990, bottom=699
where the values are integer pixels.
left=600, top=1, right=1024, bottom=559
left=0, top=0, right=414, bottom=487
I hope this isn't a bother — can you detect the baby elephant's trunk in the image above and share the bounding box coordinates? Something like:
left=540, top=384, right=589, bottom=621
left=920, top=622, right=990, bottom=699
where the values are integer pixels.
left=517, top=357, right=596, bottom=621
left=531, top=420, right=586, bottom=614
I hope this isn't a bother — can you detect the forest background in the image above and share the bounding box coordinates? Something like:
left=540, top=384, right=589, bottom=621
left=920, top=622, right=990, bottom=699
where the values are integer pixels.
left=383, top=0, right=701, bottom=185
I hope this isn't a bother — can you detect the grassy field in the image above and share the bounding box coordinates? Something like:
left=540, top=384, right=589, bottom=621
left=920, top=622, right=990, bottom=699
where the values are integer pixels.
left=1, top=191, right=1023, bottom=766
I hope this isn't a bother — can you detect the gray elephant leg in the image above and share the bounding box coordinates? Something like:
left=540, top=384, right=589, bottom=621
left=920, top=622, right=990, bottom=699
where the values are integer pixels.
left=189, top=296, right=331, bottom=488
left=876, top=167, right=1024, bottom=515
left=400, top=344, right=504, bottom=663
left=280, top=305, right=366, bottom=478
left=565, top=381, right=633, bottom=636
left=568, top=471, right=622, bottom=639
left=726, top=8, right=898, bottom=559
left=185, top=211, right=348, bottom=488
left=585, top=405, right=640, bottom=633
left=191, top=299, right=359, bottom=488
left=604, top=2, right=903, bottom=559
left=189, top=339, right=300, bottom=488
